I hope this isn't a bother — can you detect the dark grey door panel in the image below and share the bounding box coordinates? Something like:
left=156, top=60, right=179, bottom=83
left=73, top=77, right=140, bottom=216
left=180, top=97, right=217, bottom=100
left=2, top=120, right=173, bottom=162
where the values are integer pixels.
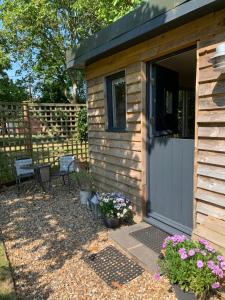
left=149, top=137, right=194, bottom=234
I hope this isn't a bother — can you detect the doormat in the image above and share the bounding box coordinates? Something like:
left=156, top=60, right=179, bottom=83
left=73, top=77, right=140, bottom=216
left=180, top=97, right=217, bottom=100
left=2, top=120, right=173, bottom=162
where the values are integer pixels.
left=130, top=226, right=169, bottom=254
left=83, top=245, right=144, bottom=288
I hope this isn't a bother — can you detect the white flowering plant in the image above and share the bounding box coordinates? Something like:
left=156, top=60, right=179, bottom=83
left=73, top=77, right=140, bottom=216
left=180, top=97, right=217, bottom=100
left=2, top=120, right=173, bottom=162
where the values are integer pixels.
left=98, top=192, right=133, bottom=220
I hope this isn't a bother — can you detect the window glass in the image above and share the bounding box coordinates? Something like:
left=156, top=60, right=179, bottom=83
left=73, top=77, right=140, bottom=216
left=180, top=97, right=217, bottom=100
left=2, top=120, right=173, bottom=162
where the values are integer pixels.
left=107, top=72, right=126, bottom=130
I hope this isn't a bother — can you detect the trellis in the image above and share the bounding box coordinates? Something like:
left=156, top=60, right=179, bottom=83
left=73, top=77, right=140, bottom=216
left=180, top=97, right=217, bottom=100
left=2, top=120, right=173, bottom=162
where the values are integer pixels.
left=0, top=102, right=88, bottom=185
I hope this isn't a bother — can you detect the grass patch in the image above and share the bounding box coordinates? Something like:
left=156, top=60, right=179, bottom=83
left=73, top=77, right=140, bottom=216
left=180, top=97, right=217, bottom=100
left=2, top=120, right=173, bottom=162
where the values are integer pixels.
left=0, top=240, right=16, bottom=300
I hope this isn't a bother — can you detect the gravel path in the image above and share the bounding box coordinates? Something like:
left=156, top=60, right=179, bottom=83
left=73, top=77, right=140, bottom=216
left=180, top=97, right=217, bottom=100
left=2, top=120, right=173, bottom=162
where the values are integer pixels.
left=0, top=181, right=176, bottom=300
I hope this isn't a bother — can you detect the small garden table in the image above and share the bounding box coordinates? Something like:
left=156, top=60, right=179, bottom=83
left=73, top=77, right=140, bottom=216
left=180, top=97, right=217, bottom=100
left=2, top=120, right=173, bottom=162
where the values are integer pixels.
left=21, top=163, right=51, bottom=192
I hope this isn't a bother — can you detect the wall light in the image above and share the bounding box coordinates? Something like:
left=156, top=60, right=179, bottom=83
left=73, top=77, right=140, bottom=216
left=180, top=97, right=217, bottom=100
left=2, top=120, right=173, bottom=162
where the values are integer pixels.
left=210, top=43, right=225, bottom=72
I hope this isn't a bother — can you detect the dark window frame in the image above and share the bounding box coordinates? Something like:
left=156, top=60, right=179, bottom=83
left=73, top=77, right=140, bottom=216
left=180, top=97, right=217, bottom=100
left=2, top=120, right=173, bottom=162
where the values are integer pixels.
left=106, top=71, right=127, bottom=132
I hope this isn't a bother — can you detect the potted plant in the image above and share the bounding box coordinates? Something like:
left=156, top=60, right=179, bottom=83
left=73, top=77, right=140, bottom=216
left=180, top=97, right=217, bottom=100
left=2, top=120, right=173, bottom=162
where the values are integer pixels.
left=158, top=235, right=225, bottom=300
left=98, top=192, right=133, bottom=228
left=73, top=170, right=94, bottom=205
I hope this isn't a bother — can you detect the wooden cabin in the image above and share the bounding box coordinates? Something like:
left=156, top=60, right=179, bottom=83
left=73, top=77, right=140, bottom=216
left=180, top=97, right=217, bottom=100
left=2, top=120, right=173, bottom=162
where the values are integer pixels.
left=67, top=0, right=225, bottom=254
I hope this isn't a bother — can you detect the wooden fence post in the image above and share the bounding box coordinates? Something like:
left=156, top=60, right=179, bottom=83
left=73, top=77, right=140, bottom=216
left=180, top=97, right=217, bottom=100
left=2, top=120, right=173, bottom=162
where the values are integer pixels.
left=23, top=103, right=33, bottom=157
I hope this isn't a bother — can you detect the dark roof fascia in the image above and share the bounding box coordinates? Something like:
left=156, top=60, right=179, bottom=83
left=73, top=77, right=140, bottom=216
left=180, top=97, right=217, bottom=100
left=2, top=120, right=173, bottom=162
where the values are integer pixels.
left=66, top=0, right=225, bottom=70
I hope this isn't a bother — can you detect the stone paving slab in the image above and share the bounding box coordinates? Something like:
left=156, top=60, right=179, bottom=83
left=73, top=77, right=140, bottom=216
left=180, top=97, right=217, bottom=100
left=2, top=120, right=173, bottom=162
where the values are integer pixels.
left=109, top=222, right=159, bottom=273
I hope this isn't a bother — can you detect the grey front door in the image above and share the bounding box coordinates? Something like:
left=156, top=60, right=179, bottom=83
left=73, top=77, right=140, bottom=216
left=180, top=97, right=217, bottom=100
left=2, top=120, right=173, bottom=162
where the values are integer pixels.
left=148, top=64, right=194, bottom=236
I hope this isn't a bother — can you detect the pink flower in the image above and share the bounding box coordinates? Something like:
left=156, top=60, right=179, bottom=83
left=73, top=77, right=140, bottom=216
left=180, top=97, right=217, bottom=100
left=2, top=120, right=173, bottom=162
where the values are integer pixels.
left=211, top=282, right=220, bottom=289
left=153, top=273, right=161, bottom=281
left=201, top=250, right=207, bottom=256
left=188, top=249, right=195, bottom=257
left=178, top=248, right=188, bottom=260
left=197, top=260, right=204, bottom=268
left=217, top=255, right=224, bottom=262
left=220, top=261, right=225, bottom=271
left=208, top=260, right=215, bottom=270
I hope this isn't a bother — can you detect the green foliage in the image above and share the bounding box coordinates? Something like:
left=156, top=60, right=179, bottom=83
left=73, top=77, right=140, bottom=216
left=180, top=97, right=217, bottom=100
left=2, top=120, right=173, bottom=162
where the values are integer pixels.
left=159, top=237, right=224, bottom=297
left=0, top=0, right=142, bottom=102
left=77, top=107, right=87, bottom=141
left=0, top=71, right=28, bottom=102
left=72, top=170, right=94, bottom=191
left=98, top=193, right=133, bottom=220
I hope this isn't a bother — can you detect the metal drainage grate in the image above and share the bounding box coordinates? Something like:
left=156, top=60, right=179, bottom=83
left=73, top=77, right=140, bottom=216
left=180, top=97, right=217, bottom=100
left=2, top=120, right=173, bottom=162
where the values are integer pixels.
left=83, top=245, right=144, bottom=288
left=130, top=226, right=169, bottom=254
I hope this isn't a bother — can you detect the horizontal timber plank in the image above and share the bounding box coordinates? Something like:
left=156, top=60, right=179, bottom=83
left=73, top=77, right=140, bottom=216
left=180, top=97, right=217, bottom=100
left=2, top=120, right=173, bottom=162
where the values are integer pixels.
left=88, top=107, right=105, bottom=117
left=127, top=93, right=141, bottom=104
left=198, top=31, right=225, bottom=54
left=127, top=83, right=141, bottom=95
left=197, top=163, right=225, bottom=181
left=196, top=202, right=225, bottom=224
left=193, top=225, right=225, bottom=249
left=198, top=150, right=225, bottom=167
left=197, top=175, right=225, bottom=195
left=92, top=173, right=141, bottom=197
left=198, top=139, right=225, bottom=153
left=127, top=123, right=141, bottom=132
left=199, top=66, right=225, bottom=83
left=89, top=145, right=142, bottom=161
left=199, top=95, right=225, bottom=110
left=88, top=124, right=105, bottom=132
left=127, top=112, right=141, bottom=123
left=126, top=72, right=141, bottom=85
left=88, top=76, right=104, bottom=88
left=89, top=152, right=142, bottom=171
left=88, top=116, right=105, bottom=124
left=198, top=110, right=225, bottom=123
left=196, top=212, right=208, bottom=224
left=127, top=103, right=142, bottom=113
left=89, top=138, right=141, bottom=151
left=88, top=92, right=104, bottom=102
left=88, top=83, right=104, bottom=95
left=199, top=51, right=214, bottom=69
left=199, top=80, right=225, bottom=97
left=126, top=62, right=141, bottom=75
left=91, top=165, right=140, bottom=188
left=89, top=158, right=142, bottom=180
left=88, top=131, right=141, bottom=142
left=88, top=99, right=105, bottom=109
left=195, top=188, right=225, bottom=208
left=202, top=216, right=225, bottom=233
left=198, top=126, right=225, bottom=138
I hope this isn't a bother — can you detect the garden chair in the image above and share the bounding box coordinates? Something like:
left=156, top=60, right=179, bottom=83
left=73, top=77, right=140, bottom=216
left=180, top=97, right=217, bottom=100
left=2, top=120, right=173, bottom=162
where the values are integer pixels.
left=51, top=154, right=79, bottom=191
left=15, top=158, right=34, bottom=194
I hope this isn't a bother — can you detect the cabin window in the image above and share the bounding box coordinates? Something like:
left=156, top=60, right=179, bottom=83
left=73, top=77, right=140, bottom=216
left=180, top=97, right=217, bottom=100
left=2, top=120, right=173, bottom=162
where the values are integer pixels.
left=106, top=71, right=126, bottom=131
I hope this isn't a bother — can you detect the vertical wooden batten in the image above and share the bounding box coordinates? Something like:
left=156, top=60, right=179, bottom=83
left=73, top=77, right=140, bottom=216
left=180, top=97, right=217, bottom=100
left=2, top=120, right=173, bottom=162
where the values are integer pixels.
left=140, top=62, right=147, bottom=216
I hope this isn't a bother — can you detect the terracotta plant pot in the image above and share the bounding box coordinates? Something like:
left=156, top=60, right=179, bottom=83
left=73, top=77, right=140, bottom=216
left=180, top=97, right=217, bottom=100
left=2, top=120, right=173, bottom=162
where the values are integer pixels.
left=173, top=285, right=197, bottom=300
left=103, top=217, right=120, bottom=229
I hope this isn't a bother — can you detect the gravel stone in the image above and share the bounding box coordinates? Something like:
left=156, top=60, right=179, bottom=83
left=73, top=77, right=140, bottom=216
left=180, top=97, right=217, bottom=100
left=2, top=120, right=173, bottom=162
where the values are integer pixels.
left=0, top=181, right=177, bottom=300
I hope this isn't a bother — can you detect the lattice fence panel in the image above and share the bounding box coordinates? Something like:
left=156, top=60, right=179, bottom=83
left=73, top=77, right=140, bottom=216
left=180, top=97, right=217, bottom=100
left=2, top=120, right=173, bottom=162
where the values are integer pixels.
left=0, top=102, right=88, bottom=185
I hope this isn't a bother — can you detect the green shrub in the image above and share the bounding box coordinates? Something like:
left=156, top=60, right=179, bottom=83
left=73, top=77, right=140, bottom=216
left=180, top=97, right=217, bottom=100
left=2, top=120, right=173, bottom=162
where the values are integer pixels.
left=77, top=107, right=87, bottom=141
left=158, top=235, right=225, bottom=297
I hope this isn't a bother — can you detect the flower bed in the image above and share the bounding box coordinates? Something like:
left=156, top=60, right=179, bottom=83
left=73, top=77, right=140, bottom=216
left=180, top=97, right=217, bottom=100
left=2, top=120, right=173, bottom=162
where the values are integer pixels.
left=158, top=235, right=225, bottom=298
left=98, top=193, right=133, bottom=227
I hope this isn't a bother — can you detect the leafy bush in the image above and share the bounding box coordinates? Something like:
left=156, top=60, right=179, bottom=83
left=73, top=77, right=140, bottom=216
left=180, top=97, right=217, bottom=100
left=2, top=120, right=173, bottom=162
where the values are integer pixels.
left=72, top=170, right=94, bottom=191
left=159, top=235, right=225, bottom=297
left=98, top=192, right=132, bottom=220
left=77, top=107, right=87, bottom=141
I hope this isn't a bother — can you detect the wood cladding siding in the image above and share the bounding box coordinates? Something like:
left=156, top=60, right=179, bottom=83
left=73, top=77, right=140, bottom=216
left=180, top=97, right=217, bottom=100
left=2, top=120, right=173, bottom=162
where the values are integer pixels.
left=194, top=32, right=225, bottom=254
left=87, top=63, right=143, bottom=212
left=87, top=8, right=225, bottom=252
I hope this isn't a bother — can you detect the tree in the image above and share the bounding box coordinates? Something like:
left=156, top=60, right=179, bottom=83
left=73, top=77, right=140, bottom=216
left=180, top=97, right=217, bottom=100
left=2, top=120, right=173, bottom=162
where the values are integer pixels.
left=0, top=0, right=141, bottom=102
left=0, top=71, right=29, bottom=102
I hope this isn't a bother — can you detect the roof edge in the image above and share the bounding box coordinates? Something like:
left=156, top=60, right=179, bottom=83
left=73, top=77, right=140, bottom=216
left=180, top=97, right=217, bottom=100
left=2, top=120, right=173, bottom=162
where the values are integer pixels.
left=66, top=0, right=225, bottom=70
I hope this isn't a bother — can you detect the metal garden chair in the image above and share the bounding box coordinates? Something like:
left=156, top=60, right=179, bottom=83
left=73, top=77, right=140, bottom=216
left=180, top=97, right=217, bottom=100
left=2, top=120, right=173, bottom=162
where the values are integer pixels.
left=15, top=158, right=34, bottom=194
left=51, top=154, right=79, bottom=191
